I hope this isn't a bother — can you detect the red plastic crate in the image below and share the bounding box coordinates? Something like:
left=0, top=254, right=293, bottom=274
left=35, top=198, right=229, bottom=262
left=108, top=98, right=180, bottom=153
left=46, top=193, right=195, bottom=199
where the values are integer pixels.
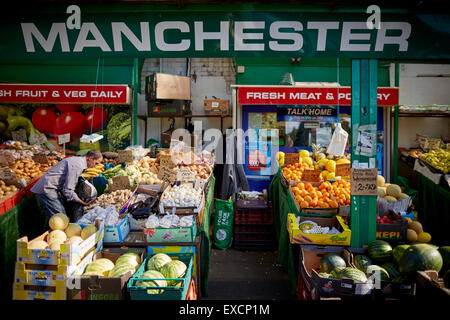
left=0, top=189, right=25, bottom=216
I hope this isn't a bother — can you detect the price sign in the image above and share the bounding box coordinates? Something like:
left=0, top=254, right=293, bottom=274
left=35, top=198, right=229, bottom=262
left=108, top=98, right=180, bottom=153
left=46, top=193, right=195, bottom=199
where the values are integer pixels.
left=159, top=154, right=177, bottom=169
left=424, top=138, right=441, bottom=150
left=109, top=176, right=131, bottom=191
left=118, top=150, right=133, bottom=163
left=0, top=153, right=14, bottom=165
left=301, top=169, right=322, bottom=182
left=32, top=153, right=49, bottom=165
left=284, top=153, right=299, bottom=166
left=157, top=166, right=177, bottom=183
left=58, top=133, right=71, bottom=145
left=335, top=163, right=351, bottom=177
left=350, top=168, right=378, bottom=196
left=11, top=129, right=27, bottom=142
left=177, top=169, right=195, bottom=182
left=0, top=168, right=18, bottom=181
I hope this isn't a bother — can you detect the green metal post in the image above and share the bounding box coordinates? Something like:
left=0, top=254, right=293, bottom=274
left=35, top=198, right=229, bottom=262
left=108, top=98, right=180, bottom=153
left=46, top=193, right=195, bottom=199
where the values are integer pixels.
left=350, top=59, right=378, bottom=248
left=132, top=58, right=140, bottom=145
left=392, top=64, right=400, bottom=184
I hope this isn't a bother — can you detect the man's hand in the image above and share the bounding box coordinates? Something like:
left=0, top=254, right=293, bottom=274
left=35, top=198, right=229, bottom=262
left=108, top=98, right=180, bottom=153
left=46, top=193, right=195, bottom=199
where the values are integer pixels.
left=79, top=199, right=95, bottom=206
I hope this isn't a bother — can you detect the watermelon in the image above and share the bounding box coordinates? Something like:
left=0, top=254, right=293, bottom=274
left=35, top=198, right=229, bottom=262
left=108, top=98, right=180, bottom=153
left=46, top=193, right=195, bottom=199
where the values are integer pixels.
left=330, top=267, right=345, bottom=279
left=354, top=255, right=372, bottom=272
left=438, top=246, right=450, bottom=274
left=392, top=244, right=410, bottom=264
left=339, top=267, right=368, bottom=283
left=319, top=253, right=346, bottom=273
left=318, top=272, right=332, bottom=279
left=368, top=240, right=393, bottom=263
left=382, top=262, right=401, bottom=280
left=366, top=265, right=390, bottom=281
left=398, top=244, right=443, bottom=278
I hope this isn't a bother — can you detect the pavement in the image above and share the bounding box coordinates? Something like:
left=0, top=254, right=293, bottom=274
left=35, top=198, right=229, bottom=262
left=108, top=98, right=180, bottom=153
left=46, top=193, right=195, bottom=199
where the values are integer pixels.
left=202, top=248, right=296, bottom=300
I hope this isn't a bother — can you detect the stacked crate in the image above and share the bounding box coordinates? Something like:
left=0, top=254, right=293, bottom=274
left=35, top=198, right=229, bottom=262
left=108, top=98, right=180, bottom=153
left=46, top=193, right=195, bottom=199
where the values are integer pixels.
left=233, top=199, right=276, bottom=250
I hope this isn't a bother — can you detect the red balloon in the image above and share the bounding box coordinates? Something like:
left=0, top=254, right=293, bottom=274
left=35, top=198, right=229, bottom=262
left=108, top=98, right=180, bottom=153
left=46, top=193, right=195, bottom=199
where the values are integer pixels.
left=32, top=107, right=57, bottom=135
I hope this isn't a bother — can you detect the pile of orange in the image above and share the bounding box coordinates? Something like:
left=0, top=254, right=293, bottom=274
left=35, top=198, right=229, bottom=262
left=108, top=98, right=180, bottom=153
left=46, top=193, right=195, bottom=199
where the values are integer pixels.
left=330, top=180, right=351, bottom=206
left=282, top=162, right=314, bottom=181
left=292, top=181, right=338, bottom=209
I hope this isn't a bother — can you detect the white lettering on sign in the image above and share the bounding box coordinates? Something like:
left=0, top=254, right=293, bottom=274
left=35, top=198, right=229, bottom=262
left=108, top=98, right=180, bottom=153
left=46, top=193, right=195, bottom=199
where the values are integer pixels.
left=15, top=90, right=48, bottom=98
left=246, top=91, right=286, bottom=100
left=20, top=20, right=413, bottom=54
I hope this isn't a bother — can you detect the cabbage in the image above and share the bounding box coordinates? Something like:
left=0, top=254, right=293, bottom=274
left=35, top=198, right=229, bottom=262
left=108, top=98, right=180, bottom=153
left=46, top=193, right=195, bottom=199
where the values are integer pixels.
left=136, top=270, right=167, bottom=294
left=160, top=260, right=187, bottom=286
left=146, top=253, right=172, bottom=271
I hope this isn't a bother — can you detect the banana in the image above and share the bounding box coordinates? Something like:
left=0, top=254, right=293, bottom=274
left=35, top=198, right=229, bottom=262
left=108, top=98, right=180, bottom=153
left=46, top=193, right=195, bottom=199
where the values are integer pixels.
left=85, top=168, right=103, bottom=175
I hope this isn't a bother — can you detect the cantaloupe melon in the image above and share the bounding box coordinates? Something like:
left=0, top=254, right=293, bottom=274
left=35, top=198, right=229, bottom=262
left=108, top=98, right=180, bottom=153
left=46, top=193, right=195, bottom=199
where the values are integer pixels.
left=410, top=221, right=423, bottom=234
left=384, top=196, right=397, bottom=202
left=65, top=223, right=82, bottom=238
left=377, top=175, right=386, bottom=187
left=48, top=230, right=67, bottom=243
left=81, top=225, right=97, bottom=240
left=48, top=239, right=64, bottom=251
left=66, top=236, right=83, bottom=245
left=398, top=193, right=409, bottom=200
left=407, top=229, right=418, bottom=242
left=386, top=184, right=402, bottom=198
left=49, top=213, right=69, bottom=230
left=377, top=187, right=387, bottom=197
left=28, top=240, right=48, bottom=249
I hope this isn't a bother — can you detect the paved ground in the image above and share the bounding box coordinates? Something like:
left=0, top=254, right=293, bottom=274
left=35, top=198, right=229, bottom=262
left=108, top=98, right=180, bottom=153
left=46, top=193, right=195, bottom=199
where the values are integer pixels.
left=203, top=248, right=296, bottom=300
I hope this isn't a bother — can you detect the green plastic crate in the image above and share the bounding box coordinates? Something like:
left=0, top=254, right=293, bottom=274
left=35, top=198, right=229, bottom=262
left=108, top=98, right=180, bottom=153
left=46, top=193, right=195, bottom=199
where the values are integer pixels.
left=127, top=252, right=193, bottom=300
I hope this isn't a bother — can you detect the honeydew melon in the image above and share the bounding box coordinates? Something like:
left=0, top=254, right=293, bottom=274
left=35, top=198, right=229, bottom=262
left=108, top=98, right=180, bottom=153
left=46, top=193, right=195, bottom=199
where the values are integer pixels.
left=65, top=223, right=82, bottom=238
left=48, top=230, right=67, bottom=243
left=386, top=184, right=402, bottom=198
left=81, top=225, right=97, bottom=240
left=49, top=213, right=69, bottom=231
left=29, top=240, right=48, bottom=250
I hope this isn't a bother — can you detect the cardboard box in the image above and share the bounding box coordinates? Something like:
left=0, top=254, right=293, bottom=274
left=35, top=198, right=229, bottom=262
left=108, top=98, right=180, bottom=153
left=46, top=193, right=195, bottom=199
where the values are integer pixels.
left=413, top=158, right=443, bottom=185
left=346, top=247, right=416, bottom=299
left=104, top=216, right=130, bottom=243
left=376, top=219, right=408, bottom=245
left=144, top=216, right=197, bottom=243
left=16, top=220, right=104, bottom=266
left=204, top=99, right=230, bottom=115
left=127, top=252, right=194, bottom=300
left=299, top=245, right=371, bottom=300
left=13, top=280, right=68, bottom=300
left=67, top=248, right=145, bottom=300
left=146, top=73, right=191, bottom=101
left=287, top=214, right=351, bottom=246
left=416, top=270, right=450, bottom=299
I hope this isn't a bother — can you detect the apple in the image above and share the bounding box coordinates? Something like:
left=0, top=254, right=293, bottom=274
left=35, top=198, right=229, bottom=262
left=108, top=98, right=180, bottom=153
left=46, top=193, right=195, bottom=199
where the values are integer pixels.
left=32, top=107, right=57, bottom=135
left=86, top=107, right=108, bottom=132
left=54, top=112, right=89, bottom=143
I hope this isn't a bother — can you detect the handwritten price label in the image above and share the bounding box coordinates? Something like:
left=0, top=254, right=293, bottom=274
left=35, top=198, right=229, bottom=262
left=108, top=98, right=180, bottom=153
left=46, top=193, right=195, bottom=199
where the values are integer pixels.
left=335, top=163, right=351, bottom=177
left=57, top=133, right=70, bottom=145
left=118, top=150, right=133, bottom=163
left=157, top=166, right=177, bottom=183
left=284, top=153, right=299, bottom=166
left=301, top=169, right=322, bottom=182
left=177, top=169, right=195, bottom=182
left=11, top=129, right=27, bottom=142
left=0, top=168, right=18, bottom=181
left=350, top=168, right=378, bottom=196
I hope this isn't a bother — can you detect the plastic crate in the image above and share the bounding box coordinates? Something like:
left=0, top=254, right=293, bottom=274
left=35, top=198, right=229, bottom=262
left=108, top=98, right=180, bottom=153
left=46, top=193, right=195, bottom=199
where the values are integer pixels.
left=127, top=252, right=194, bottom=300
left=234, top=200, right=273, bottom=224
left=0, top=189, right=25, bottom=216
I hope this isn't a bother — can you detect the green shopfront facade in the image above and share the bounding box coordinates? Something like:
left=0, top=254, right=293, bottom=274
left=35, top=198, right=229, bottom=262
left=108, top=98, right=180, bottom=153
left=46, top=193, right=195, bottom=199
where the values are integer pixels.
left=0, top=3, right=449, bottom=297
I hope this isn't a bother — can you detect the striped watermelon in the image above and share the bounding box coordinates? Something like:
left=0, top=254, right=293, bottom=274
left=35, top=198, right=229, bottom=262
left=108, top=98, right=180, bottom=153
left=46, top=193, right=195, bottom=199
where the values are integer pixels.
left=319, top=272, right=332, bottom=279
left=366, top=265, right=390, bottom=281
left=330, top=267, right=345, bottom=279
left=399, top=244, right=443, bottom=278
left=392, top=244, right=410, bottom=264
left=382, top=262, right=401, bottom=280
left=319, top=253, right=346, bottom=273
left=340, top=267, right=368, bottom=283
left=109, top=263, right=136, bottom=277
left=368, top=240, right=393, bottom=263
left=354, top=255, right=372, bottom=272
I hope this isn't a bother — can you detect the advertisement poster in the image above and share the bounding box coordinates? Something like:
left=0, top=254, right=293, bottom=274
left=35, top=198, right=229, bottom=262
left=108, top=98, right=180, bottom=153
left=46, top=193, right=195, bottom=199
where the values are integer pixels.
left=0, top=103, right=131, bottom=155
left=277, top=105, right=338, bottom=148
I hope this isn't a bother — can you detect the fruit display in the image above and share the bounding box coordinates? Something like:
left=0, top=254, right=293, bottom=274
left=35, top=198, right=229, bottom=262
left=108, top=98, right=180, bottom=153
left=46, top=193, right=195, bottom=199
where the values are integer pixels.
left=135, top=172, right=163, bottom=185
left=282, top=162, right=314, bottom=182
left=131, top=156, right=159, bottom=175
left=419, top=148, right=450, bottom=173
left=8, top=158, right=51, bottom=183
left=0, top=180, right=19, bottom=201
left=138, top=253, right=188, bottom=288
left=317, top=253, right=367, bottom=283
left=330, top=180, right=351, bottom=206
left=291, top=182, right=339, bottom=209
left=83, top=252, right=142, bottom=278
left=403, top=218, right=432, bottom=244
left=376, top=175, right=409, bottom=202
left=81, top=163, right=105, bottom=179
left=27, top=213, right=97, bottom=256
